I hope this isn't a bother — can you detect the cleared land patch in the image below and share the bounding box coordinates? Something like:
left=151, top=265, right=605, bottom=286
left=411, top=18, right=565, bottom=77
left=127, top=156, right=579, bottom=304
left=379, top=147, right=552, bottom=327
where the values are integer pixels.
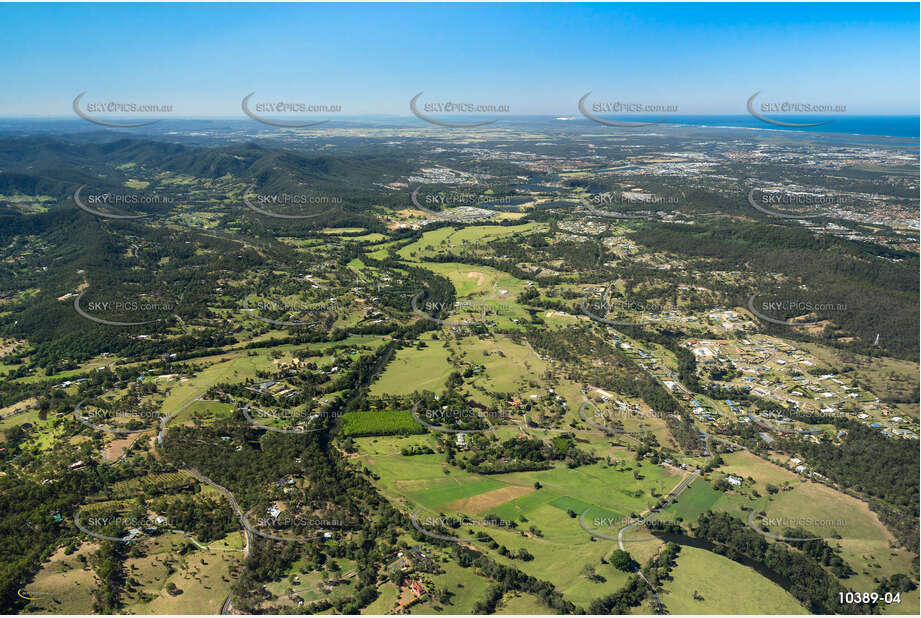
left=410, top=478, right=506, bottom=510
left=445, top=484, right=534, bottom=514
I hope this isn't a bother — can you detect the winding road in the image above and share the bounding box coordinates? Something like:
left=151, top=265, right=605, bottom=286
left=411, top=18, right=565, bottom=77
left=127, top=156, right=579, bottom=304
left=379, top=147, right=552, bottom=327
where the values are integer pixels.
left=615, top=469, right=701, bottom=550
left=158, top=393, right=204, bottom=445
left=185, top=468, right=252, bottom=560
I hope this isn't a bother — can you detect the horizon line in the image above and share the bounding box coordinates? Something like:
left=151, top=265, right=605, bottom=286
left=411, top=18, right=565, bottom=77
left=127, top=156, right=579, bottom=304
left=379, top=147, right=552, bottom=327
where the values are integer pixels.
left=2, top=113, right=920, bottom=120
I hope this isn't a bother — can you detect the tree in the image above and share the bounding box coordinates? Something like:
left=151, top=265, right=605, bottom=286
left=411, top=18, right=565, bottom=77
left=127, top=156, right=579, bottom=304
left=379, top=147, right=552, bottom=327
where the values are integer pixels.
left=610, top=549, right=637, bottom=572
left=516, top=548, right=533, bottom=561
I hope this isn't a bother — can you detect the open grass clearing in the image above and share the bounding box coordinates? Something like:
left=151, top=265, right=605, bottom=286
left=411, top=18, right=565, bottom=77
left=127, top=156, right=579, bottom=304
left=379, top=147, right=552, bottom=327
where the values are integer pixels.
left=659, top=545, right=806, bottom=614
left=20, top=542, right=100, bottom=615
left=371, top=334, right=453, bottom=396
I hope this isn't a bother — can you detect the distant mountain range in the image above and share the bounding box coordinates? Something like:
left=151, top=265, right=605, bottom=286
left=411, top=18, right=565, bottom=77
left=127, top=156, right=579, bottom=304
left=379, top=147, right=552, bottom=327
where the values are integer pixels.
left=0, top=137, right=419, bottom=219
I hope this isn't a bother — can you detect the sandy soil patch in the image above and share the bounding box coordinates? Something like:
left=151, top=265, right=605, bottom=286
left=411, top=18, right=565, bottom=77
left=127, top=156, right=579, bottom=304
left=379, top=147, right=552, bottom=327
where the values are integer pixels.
left=0, top=397, right=37, bottom=417
left=465, top=271, right=487, bottom=287
left=446, top=484, right=534, bottom=514
left=0, top=338, right=25, bottom=355
left=103, top=435, right=141, bottom=461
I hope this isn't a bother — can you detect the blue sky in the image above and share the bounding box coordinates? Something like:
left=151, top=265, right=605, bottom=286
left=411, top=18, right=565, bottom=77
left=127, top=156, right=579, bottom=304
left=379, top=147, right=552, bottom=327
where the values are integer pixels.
left=0, top=2, right=918, bottom=117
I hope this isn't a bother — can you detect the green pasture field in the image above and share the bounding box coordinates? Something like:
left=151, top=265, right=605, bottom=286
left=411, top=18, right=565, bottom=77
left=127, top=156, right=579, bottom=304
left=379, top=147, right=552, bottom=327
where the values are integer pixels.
left=172, top=399, right=234, bottom=425
left=669, top=450, right=918, bottom=605
left=158, top=337, right=385, bottom=416
left=371, top=334, right=453, bottom=396
left=350, top=233, right=387, bottom=243
left=417, top=261, right=527, bottom=299
left=321, top=227, right=366, bottom=234
left=496, top=462, right=682, bottom=520
left=495, top=591, right=553, bottom=614
left=397, top=224, right=541, bottom=262
left=408, top=478, right=506, bottom=510
left=406, top=557, right=494, bottom=615
left=1, top=410, right=59, bottom=452
left=361, top=581, right=399, bottom=614
left=365, top=239, right=402, bottom=260
left=340, top=410, right=425, bottom=437
left=14, top=355, right=113, bottom=384
left=755, top=479, right=917, bottom=599
left=882, top=589, right=920, bottom=615
left=411, top=262, right=531, bottom=330
left=453, top=500, right=627, bottom=607
left=351, top=435, right=688, bottom=607
left=656, top=471, right=762, bottom=528
left=658, top=545, right=806, bottom=614
left=455, top=335, right=548, bottom=395
left=718, top=451, right=800, bottom=494
left=0, top=407, right=41, bottom=433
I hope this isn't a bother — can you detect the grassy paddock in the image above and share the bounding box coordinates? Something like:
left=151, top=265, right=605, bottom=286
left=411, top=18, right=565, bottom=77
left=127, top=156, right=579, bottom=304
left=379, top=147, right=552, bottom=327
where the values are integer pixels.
left=659, top=545, right=806, bottom=614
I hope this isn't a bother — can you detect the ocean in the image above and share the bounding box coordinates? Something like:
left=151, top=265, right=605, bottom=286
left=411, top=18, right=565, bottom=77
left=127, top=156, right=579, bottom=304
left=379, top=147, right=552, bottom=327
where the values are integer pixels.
left=570, top=114, right=920, bottom=140
left=0, top=115, right=917, bottom=141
